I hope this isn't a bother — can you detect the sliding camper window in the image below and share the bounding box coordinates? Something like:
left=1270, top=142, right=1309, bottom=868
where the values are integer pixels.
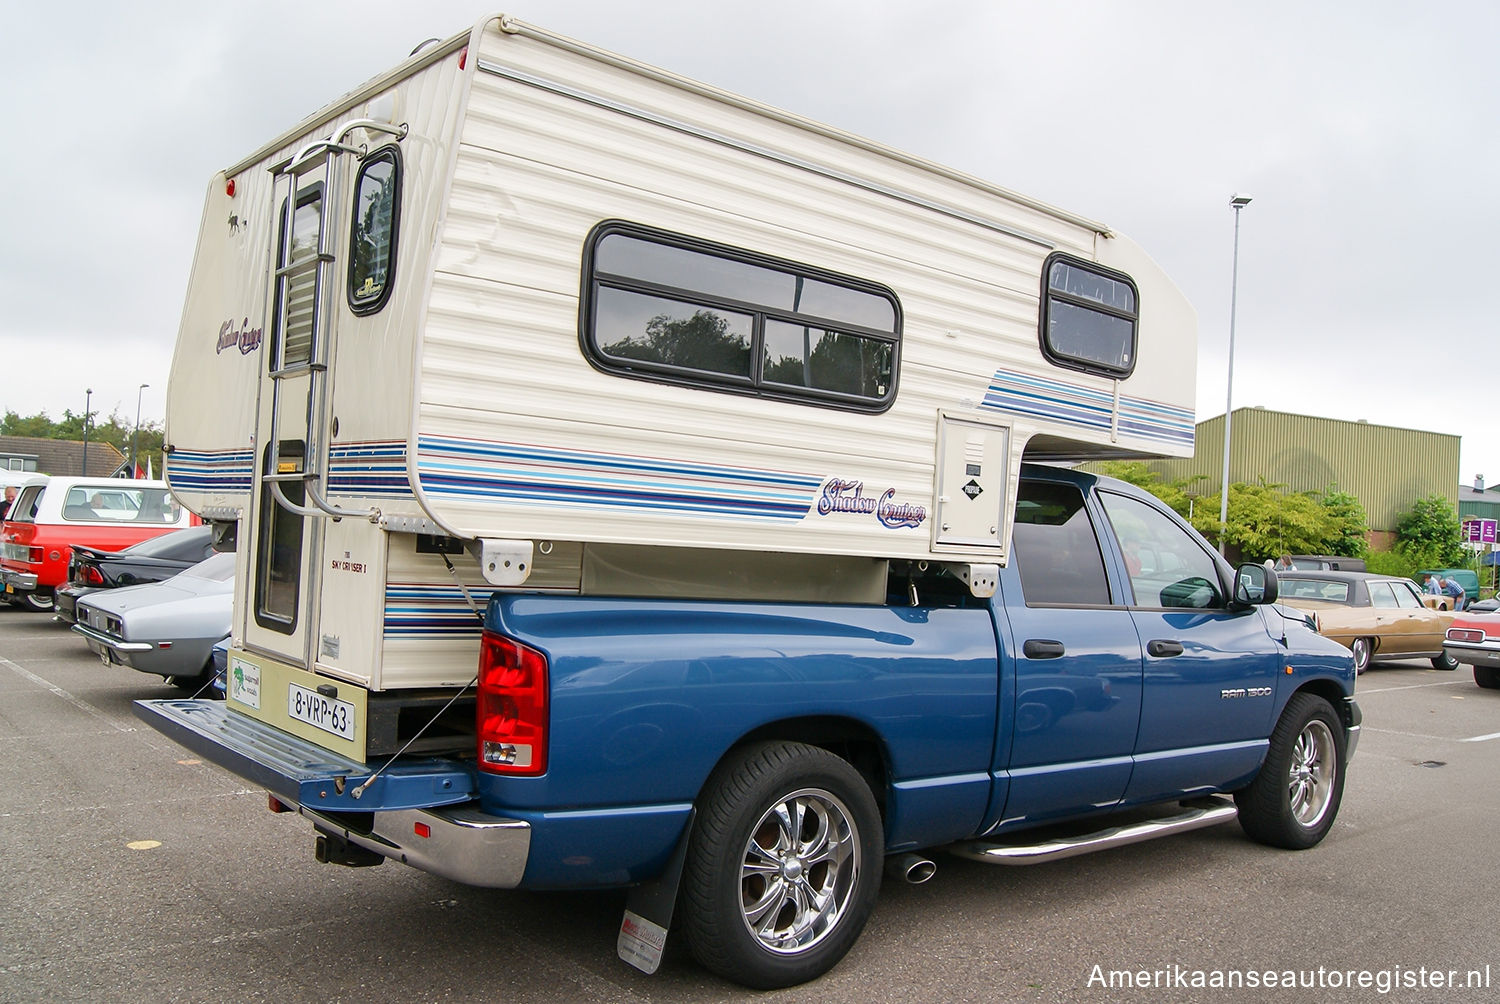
left=582, top=223, right=900, bottom=411
left=270, top=183, right=324, bottom=370
left=1039, top=253, right=1138, bottom=378
left=347, top=146, right=401, bottom=314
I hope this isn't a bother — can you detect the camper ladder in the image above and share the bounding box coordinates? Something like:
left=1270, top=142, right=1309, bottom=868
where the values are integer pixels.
left=264, top=120, right=406, bottom=523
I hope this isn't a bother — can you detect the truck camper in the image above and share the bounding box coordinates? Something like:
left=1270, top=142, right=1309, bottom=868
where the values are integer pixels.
left=135, top=13, right=1357, bottom=991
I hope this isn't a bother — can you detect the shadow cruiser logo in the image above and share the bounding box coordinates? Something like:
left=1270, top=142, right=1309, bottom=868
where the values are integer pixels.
left=817, top=479, right=927, bottom=530
left=216, top=318, right=263, bottom=355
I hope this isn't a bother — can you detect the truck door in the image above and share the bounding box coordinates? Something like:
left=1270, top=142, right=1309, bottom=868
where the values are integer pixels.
left=1095, top=489, right=1282, bottom=803
left=994, top=477, right=1144, bottom=827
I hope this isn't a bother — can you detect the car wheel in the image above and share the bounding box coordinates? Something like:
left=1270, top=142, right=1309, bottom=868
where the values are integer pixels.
left=1432, top=651, right=1460, bottom=671
left=1476, top=666, right=1500, bottom=690
left=21, top=589, right=54, bottom=612
left=1235, top=692, right=1346, bottom=850
left=680, top=741, right=882, bottom=989
left=1349, top=637, right=1372, bottom=675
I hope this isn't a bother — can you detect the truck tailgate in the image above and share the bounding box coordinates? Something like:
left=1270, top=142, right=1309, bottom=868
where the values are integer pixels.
left=134, top=699, right=475, bottom=811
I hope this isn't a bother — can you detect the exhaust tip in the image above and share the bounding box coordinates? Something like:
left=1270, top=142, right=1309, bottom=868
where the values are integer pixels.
left=886, top=853, right=936, bottom=884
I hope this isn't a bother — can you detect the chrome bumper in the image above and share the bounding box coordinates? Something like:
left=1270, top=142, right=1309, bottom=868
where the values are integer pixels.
left=71, top=621, right=153, bottom=654
left=1, top=568, right=39, bottom=591
left=301, top=803, right=531, bottom=888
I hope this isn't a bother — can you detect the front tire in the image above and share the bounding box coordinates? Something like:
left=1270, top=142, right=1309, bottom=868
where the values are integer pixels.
left=1236, top=693, right=1346, bottom=849
left=1349, top=637, right=1372, bottom=674
left=1432, top=651, right=1459, bottom=671
left=1476, top=666, right=1500, bottom=689
left=680, top=741, right=882, bottom=989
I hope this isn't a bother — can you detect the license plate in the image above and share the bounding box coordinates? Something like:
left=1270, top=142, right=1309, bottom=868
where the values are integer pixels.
left=287, top=683, right=356, bottom=741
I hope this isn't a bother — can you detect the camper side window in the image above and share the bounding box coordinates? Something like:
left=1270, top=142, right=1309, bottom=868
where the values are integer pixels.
left=1039, top=253, right=1138, bottom=378
left=582, top=223, right=900, bottom=412
left=348, top=146, right=401, bottom=314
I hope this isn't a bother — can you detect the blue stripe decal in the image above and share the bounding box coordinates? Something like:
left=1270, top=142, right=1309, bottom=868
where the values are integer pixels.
left=416, top=435, right=822, bottom=521
left=384, top=583, right=489, bottom=638
left=979, top=369, right=1194, bottom=447
left=166, top=449, right=255, bottom=492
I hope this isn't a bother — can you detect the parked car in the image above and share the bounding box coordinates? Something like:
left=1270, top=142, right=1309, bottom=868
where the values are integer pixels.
left=71, top=552, right=234, bottom=691
left=1276, top=570, right=1457, bottom=673
left=1, top=477, right=197, bottom=611
left=1286, top=554, right=1367, bottom=572
left=54, top=525, right=218, bottom=626
left=1466, top=596, right=1499, bottom=613
left=1443, top=612, right=1500, bottom=689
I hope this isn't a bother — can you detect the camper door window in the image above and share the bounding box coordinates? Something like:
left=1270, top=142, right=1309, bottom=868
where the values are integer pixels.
left=270, top=184, right=324, bottom=370
left=348, top=146, right=401, bottom=314
left=583, top=222, right=900, bottom=412
left=1039, top=253, right=1139, bottom=378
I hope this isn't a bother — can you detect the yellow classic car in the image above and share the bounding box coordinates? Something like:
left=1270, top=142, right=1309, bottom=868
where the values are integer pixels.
left=1277, top=571, right=1457, bottom=674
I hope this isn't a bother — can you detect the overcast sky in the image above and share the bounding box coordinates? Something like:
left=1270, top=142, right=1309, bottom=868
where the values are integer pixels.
left=3, top=1, right=1495, bottom=486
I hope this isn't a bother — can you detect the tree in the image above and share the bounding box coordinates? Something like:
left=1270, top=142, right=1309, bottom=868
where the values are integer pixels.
left=1316, top=486, right=1368, bottom=558
left=1094, top=462, right=1201, bottom=518
left=1394, top=494, right=1465, bottom=568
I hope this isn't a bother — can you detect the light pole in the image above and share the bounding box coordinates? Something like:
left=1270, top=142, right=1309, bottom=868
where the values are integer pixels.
left=81, top=388, right=93, bottom=476
left=132, top=383, right=149, bottom=478
left=1217, top=194, right=1252, bottom=556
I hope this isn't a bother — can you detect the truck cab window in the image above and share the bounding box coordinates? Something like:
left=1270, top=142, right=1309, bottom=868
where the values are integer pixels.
left=1100, top=491, right=1223, bottom=609
left=1011, top=480, right=1111, bottom=605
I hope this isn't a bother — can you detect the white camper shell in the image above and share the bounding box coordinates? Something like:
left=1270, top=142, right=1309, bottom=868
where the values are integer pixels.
left=167, top=14, right=1196, bottom=738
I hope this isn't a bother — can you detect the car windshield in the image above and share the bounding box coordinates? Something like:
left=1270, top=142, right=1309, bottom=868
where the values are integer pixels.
left=1282, top=578, right=1350, bottom=603
left=179, top=552, right=236, bottom=582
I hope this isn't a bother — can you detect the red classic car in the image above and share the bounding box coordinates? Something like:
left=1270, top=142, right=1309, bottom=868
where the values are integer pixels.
left=0, top=477, right=197, bottom=611
left=1443, top=612, right=1500, bottom=689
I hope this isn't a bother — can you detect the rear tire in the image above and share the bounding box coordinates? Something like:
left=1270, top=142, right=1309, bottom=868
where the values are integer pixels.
left=1432, top=651, right=1459, bottom=671
left=1476, top=666, right=1500, bottom=689
left=21, top=589, right=54, bottom=612
left=1349, top=637, right=1372, bottom=674
left=1236, top=693, right=1345, bottom=849
left=680, top=741, right=882, bottom=989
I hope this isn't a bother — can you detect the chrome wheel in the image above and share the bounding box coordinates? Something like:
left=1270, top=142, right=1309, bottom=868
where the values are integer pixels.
left=1350, top=637, right=1371, bottom=674
left=738, top=788, right=860, bottom=955
left=1288, top=719, right=1336, bottom=828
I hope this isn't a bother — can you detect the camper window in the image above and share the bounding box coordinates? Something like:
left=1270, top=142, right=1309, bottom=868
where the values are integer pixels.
left=348, top=146, right=401, bottom=314
left=582, top=222, right=900, bottom=411
left=1039, top=253, right=1138, bottom=377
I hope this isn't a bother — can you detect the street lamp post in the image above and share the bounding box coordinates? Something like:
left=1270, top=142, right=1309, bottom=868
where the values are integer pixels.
left=132, top=383, right=149, bottom=478
left=81, top=388, right=93, bottom=477
left=1217, top=194, right=1253, bottom=556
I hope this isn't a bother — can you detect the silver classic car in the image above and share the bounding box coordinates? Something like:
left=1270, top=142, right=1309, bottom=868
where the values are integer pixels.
left=72, top=551, right=233, bottom=690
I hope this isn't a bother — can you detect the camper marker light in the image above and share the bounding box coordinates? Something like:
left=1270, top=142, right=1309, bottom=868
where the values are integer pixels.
left=226, top=178, right=236, bottom=197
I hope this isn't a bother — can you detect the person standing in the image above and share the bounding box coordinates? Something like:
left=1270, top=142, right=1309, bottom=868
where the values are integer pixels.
left=1442, top=576, right=1467, bottom=611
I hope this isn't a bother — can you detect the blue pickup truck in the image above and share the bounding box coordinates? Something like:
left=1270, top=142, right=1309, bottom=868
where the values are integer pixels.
left=137, top=465, right=1358, bottom=988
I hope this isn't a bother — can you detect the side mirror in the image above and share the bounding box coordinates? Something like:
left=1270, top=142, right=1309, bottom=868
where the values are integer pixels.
left=1233, top=563, right=1278, bottom=607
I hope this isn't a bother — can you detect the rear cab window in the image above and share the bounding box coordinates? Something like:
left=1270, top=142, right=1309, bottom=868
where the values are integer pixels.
left=61, top=486, right=182, bottom=524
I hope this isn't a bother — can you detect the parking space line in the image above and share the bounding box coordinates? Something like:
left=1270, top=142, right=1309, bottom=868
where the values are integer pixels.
left=1463, top=732, right=1500, bottom=743
left=1357, top=680, right=1473, bottom=694
left=0, top=655, right=130, bottom=732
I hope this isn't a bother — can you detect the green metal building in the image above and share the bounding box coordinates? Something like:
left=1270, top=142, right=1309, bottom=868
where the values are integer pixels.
left=1142, top=407, right=1458, bottom=544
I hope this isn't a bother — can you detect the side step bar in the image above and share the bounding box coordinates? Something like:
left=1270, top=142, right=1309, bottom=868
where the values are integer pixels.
left=947, top=797, right=1238, bottom=866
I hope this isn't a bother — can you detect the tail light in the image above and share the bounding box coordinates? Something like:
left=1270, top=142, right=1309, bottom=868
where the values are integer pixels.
left=477, top=632, right=548, bottom=776
left=1447, top=627, right=1485, bottom=644
left=75, top=565, right=104, bottom=586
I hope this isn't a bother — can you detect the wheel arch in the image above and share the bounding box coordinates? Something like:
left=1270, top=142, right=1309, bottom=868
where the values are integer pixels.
left=713, top=716, right=891, bottom=819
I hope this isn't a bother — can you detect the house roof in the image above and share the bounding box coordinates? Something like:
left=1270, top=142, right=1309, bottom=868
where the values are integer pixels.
left=0, top=436, right=125, bottom=477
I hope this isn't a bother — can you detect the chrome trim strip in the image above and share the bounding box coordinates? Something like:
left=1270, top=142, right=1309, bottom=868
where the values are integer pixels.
left=70, top=622, right=153, bottom=653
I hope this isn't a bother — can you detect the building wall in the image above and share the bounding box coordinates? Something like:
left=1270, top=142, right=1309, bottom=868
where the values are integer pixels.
left=1143, top=408, right=1458, bottom=534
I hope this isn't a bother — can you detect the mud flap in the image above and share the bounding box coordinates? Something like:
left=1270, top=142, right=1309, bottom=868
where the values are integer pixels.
left=617, top=807, right=695, bottom=975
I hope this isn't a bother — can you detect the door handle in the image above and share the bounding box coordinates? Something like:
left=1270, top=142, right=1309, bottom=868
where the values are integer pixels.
left=1147, top=639, right=1184, bottom=658
left=1023, top=639, right=1066, bottom=659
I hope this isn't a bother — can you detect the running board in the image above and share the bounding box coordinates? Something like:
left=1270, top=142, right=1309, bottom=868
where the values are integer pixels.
left=947, top=797, right=1238, bottom=866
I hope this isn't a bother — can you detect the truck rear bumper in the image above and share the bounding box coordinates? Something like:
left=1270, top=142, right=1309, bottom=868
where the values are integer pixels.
left=133, top=697, right=531, bottom=888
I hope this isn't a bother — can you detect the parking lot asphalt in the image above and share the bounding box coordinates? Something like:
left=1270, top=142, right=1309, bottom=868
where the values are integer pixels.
left=2, top=604, right=1498, bottom=1003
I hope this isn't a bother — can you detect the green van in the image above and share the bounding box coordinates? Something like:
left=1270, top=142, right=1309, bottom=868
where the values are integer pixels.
left=1417, top=568, right=1480, bottom=610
